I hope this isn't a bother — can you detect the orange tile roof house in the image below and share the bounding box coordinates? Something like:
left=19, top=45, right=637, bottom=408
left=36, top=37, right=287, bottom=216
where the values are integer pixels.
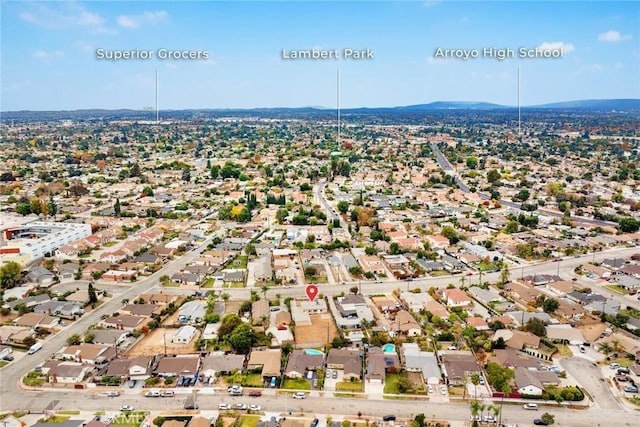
left=444, top=289, right=472, bottom=308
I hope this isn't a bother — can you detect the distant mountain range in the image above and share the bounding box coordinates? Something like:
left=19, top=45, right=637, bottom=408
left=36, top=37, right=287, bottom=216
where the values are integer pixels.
left=366, top=99, right=640, bottom=111
left=2, top=99, right=638, bottom=120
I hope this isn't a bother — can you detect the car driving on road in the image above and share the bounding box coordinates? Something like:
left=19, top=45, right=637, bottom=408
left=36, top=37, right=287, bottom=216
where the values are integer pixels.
left=292, top=392, right=307, bottom=399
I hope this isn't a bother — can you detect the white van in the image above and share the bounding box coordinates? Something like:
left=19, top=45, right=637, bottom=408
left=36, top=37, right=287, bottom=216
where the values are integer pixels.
left=28, top=342, right=43, bottom=354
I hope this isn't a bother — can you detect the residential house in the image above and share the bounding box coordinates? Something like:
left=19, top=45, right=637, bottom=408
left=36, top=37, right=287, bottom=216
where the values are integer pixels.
left=178, top=301, right=206, bottom=323
left=402, top=342, right=441, bottom=385
left=326, top=348, right=362, bottom=380
left=247, top=348, right=282, bottom=379
left=390, top=310, right=422, bottom=337
left=14, top=313, right=59, bottom=330
left=440, top=352, right=482, bottom=386
left=47, top=362, right=90, bottom=384
left=200, top=353, right=245, bottom=379
left=252, top=299, right=270, bottom=327
left=493, top=330, right=540, bottom=351
left=444, top=289, right=472, bottom=309
left=172, top=325, right=197, bottom=344
left=26, top=267, right=55, bottom=286
left=59, top=344, right=115, bottom=365
left=514, top=366, right=560, bottom=396
left=102, top=314, right=147, bottom=331
left=365, top=346, right=400, bottom=384
left=154, top=355, right=200, bottom=378
left=284, top=350, right=325, bottom=378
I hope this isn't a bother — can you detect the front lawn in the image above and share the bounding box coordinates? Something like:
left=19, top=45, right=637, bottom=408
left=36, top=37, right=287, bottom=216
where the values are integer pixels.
left=335, top=381, right=364, bottom=392
left=238, top=415, right=261, bottom=427
left=604, top=285, right=627, bottom=295
left=384, top=373, right=402, bottom=394
left=282, top=378, right=311, bottom=390
left=225, top=373, right=264, bottom=387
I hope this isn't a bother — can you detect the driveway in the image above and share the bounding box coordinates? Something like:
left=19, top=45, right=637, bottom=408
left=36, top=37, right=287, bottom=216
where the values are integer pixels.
left=560, top=356, right=620, bottom=410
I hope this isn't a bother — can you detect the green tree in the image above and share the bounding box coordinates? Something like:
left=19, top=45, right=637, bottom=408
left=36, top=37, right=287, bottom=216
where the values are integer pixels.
left=84, top=332, right=96, bottom=343
left=541, top=413, right=555, bottom=425
left=500, top=266, right=510, bottom=286
left=15, top=203, right=31, bottom=216
left=485, top=362, right=514, bottom=392
left=466, top=157, right=478, bottom=169
left=542, top=297, right=559, bottom=314
left=114, top=198, right=121, bottom=216
left=471, top=373, right=481, bottom=400
left=67, top=333, right=82, bottom=346
left=487, top=169, right=501, bottom=184
left=142, top=186, right=154, bottom=197
left=469, top=400, right=483, bottom=427
left=227, top=323, right=257, bottom=354
left=47, top=194, right=57, bottom=219
left=182, top=168, right=191, bottom=182
left=337, top=200, right=349, bottom=214
left=218, top=313, right=242, bottom=337
left=88, top=282, right=98, bottom=304
left=0, top=261, right=22, bottom=289
left=523, top=317, right=547, bottom=337
left=245, top=243, right=257, bottom=256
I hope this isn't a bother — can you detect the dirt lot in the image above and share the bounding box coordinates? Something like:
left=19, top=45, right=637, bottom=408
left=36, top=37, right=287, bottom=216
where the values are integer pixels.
left=294, top=314, right=338, bottom=347
left=225, top=301, right=242, bottom=315
left=578, top=322, right=608, bottom=342
left=407, top=371, right=425, bottom=389
left=125, top=327, right=201, bottom=357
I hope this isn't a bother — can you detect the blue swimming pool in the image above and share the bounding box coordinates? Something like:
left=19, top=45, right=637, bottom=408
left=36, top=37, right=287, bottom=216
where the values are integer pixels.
left=305, top=349, right=324, bottom=356
left=383, top=344, right=396, bottom=353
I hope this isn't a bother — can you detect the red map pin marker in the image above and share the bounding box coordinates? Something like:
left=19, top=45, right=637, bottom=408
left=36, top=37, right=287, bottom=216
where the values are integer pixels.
left=305, top=284, right=318, bottom=302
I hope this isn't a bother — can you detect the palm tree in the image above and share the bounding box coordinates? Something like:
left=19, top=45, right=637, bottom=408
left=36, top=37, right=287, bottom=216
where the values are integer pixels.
left=611, top=339, right=624, bottom=354
left=490, top=405, right=500, bottom=421
left=498, top=382, right=511, bottom=427
left=469, top=400, right=483, bottom=427
left=221, top=293, right=230, bottom=303
left=500, top=266, right=510, bottom=286
left=599, top=342, right=613, bottom=356
left=471, top=373, right=481, bottom=400
left=261, top=285, right=270, bottom=300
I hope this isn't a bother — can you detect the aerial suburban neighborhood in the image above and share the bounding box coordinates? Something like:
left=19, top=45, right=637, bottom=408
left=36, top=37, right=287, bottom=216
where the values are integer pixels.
left=1, top=1, right=640, bottom=427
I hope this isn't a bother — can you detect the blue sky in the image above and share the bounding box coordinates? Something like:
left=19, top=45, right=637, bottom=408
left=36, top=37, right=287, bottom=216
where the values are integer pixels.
left=1, top=0, right=638, bottom=110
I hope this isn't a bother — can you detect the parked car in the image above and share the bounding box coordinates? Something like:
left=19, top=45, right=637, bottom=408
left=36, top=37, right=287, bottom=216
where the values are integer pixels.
left=616, top=375, right=630, bottom=382
left=235, top=403, right=248, bottom=410
left=2, top=355, right=14, bottom=361
left=618, top=368, right=630, bottom=375
left=439, top=386, right=447, bottom=395
left=609, top=363, right=621, bottom=369
left=533, top=419, right=548, bottom=426
left=311, top=419, right=319, bottom=427
left=249, top=404, right=261, bottom=411
left=483, top=415, right=496, bottom=423
left=160, top=391, right=174, bottom=397
left=624, top=386, right=639, bottom=393
left=120, top=405, right=134, bottom=411
left=382, top=415, right=396, bottom=422
left=219, top=403, right=231, bottom=410
left=332, top=371, right=338, bottom=379
left=184, top=403, right=199, bottom=410
left=523, top=403, right=538, bottom=410
left=427, top=385, right=434, bottom=393
left=248, top=390, right=262, bottom=397
left=292, top=392, right=307, bottom=399
left=144, top=390, right=160, bottom=397
left=107, top=391, right=120, bottom=397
